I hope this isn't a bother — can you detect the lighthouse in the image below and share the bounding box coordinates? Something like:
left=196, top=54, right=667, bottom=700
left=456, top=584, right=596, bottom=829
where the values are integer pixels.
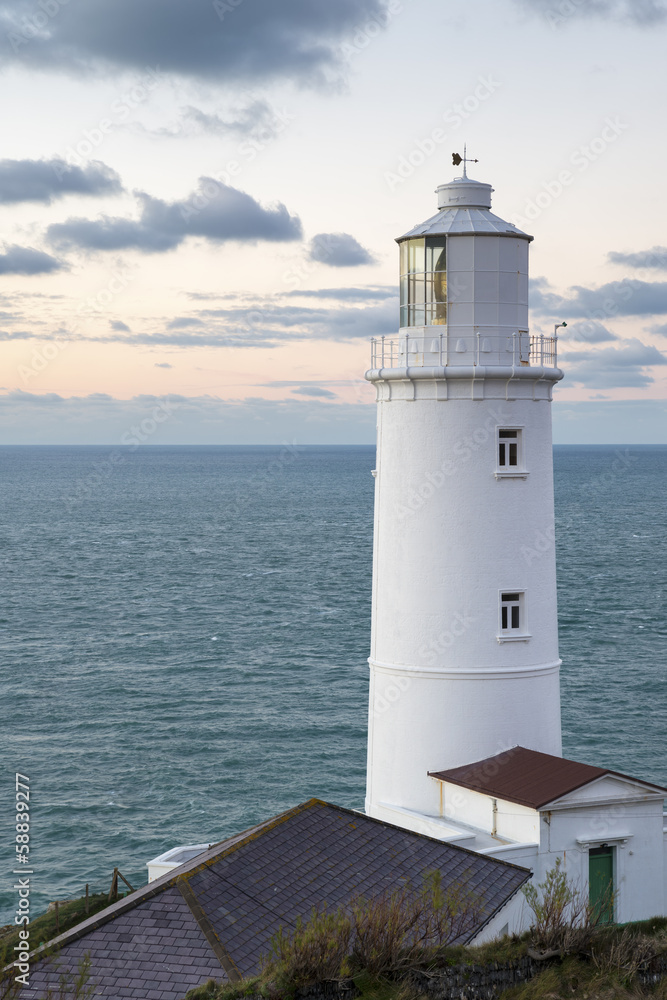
left=365, top=159, right=564, bottom=824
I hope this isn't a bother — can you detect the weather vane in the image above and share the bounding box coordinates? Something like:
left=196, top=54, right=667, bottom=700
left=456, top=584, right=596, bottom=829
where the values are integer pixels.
left=452, top=144, right=478, bottom=178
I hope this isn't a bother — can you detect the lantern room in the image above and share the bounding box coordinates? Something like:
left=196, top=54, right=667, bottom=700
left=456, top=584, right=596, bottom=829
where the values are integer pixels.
left=386, top=170, right=548, bottom=369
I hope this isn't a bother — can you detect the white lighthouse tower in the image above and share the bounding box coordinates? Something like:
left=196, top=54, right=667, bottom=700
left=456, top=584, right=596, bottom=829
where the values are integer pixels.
left=365, top=159, right=564, bottom=825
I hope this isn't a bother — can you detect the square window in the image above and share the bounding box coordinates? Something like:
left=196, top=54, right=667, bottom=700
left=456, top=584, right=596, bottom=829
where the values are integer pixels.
left=496, top=428, right=526, bottom=478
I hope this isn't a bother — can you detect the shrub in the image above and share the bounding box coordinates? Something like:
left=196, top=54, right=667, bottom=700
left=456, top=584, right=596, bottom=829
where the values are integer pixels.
left=265, top=906, right=352, bottom=987
left=522, top=858, right=611, bottom=956
left=264, top=871, right=485, bottom=986
left=350, top=872, right=483, bottom=974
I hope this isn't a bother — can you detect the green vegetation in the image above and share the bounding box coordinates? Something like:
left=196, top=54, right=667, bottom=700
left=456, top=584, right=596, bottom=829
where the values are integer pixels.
left=0, top=892, right=112, bottom=962
left=0, top=890, right=117, bottom=998
left=184, top=864, right=667, bottom=1000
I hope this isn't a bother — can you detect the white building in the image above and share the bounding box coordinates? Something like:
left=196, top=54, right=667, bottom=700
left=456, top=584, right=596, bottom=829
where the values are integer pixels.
left=364, top=160, right=667, bottom=931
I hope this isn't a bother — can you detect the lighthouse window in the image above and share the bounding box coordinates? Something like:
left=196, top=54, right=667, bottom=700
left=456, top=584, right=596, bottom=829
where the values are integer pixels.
left=399, top=237, right=447, bottom=328
left=497, top=428, right=525, bottom=473
left=501, top=593, right=522, bottom=631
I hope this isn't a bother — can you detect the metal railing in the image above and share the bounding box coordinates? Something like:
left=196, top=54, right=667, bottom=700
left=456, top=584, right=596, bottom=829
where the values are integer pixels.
left=369, top=332, right=558, bottom=369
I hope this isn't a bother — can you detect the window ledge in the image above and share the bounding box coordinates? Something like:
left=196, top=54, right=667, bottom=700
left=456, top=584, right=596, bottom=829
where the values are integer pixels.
left=497, top=633, right=532, bottom=644
left=495, top=471, right=529, bottom=480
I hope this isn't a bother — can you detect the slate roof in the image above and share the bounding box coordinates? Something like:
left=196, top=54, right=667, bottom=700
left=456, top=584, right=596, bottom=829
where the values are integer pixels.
left=429, top=746, right=667, bottom=810
left=18, top=799, right=530, bottom=1000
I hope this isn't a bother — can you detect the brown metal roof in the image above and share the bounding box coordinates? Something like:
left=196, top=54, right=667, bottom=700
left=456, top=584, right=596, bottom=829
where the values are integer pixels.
left=429, top=747, right=667, bottom=810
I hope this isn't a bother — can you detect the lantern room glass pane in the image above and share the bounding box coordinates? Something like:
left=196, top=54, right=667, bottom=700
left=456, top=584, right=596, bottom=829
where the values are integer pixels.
left=407, top=239, right=425, bottom=274
left=400, top=237, right=448, bottom=328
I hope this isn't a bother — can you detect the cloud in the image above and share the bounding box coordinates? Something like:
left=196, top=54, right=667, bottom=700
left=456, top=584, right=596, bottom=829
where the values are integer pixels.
left=563, top=338, right=667, bottom=388
left=284, top=286, right=395, bottom=301
left=607, top=246, right=667, bottom=270
left=167, top=317, right=205, bottom=329
left=150, top=100, right=285, bottom=139
left=0, top=0, right=393, bottom=85
left=0, top=390, right=376, bottom=445
left=559, top=320, right=617, bottom=343
left=0, top=158, right=122, bottom=204
left=110, top=319, right=130, bottom=332
left=552, top=400, right=667, bottom=444
left=308, top=233, right=376, bottom=267
left=531, top=277, right=667, bottom=318
left=0, top=245, right=64, bottom=275
left=516, top=0, right=667, bottom=24
left=1, top=298, right=396, bottom=349
left=290, top=385, right=337, bottom=398
left=47, top=180, right=302, bottom=254
left=195, top=298, right=397, bottom=345
left=154, top=362, right=173, bottom=369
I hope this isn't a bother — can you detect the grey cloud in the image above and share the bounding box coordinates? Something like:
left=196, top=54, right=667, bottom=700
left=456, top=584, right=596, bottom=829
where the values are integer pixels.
left=141, top=100, right=281, bottom=139
left=0, top=245, right=64, bottom=275
left=167, top=317, right=205, bottom=329
left=290, top=385, right=337, bottom=398
left=607, top=246, right=667, bottom=270
left=155, top=362, right=173, bottom=368
left=563, top=338, right=666, bottom=388
left=552, top=399, right=667, bottom=444
left=0, top=158, right=122, bottom=204
left=181, top=101, right=278, bottom=137
left=559, top=320, right=617, bottom=343
left=517, top=0, right=667, bottom=24
left=284, top=286, right=396, bottom=301
left=531, top=277, right=667, bottom=318
left=47, top=181, right=302, bottom=254
left=1, top=299, right=396, bottom=349
left=1, top=0, right=392, bottom=85
left=110, top=319, right=131, bottom=332
left=0, top=390, right=375, bottom=445
left=308, top=233, right=376, bottom=267
left=197, top=299, right=396, bottom=344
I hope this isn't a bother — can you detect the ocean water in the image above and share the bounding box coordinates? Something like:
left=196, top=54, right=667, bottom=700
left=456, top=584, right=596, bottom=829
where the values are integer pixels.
left=1, top=444, right=666, bottom=924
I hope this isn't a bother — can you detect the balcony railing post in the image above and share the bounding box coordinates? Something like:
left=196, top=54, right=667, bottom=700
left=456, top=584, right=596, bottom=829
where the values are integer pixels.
left=381, top=335, right=385, bottom=369
left=439, top=333, right=443, bottom=367
left=405, top=331, right=409, bottom=368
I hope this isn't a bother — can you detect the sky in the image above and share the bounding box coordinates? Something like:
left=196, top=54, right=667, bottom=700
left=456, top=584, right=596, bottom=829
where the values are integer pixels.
left=1, top=0, right=666, bottom=444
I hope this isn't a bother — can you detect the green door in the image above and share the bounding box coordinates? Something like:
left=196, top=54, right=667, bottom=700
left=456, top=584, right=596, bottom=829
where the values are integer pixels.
left=589, top=845, right=614, bottom=923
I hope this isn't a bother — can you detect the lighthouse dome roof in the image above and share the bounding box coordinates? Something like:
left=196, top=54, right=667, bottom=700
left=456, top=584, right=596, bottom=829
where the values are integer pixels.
left=397, top=175, right=532, bottom=242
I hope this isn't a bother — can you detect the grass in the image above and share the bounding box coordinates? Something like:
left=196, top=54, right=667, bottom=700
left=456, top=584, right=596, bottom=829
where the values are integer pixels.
left=501, top=955, right=667, bottom=999
left=0, top=891, right=119, bottom=979
left=183, top=918, right=667, bottom=1000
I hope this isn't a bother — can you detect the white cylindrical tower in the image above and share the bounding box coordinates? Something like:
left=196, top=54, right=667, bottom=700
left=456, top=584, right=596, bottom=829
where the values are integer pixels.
left=365, top=167, right=564, bottom=822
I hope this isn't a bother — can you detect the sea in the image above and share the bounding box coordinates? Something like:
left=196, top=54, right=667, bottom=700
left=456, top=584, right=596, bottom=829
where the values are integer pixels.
left=1, top=444, right=666, bottom=924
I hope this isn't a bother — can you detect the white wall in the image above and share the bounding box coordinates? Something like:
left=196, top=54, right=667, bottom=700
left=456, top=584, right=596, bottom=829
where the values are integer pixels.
left=366, top=385, right=562, bottom=817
